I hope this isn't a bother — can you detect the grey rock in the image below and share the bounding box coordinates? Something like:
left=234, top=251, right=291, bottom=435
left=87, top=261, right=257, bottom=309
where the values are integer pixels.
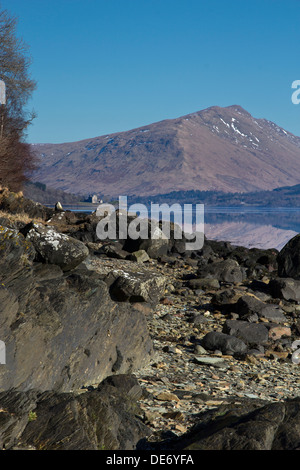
left=97, top=242, right=129, bottom=260
left=197, top=259, right=245, bottom=284
left=189, top=313, right=209, bottom=326
left=109, top=270, right=166, bottom=305
left=188, top=278, right=220, bottom=290
left=22, top=222, right=89, bottom=272
left=193, top=344, right=208, bottom=355
left=193, top=356, right=227, bottom=368
left=223, top=319, right=269, bottom=346
left=128, top=250, right=150, bottom=263
left=97, top=374, right=144, bottom=401
left=269, top=277, right=300, bottom=302
left=46, top=210, right=79, bottom=227
left=260, top=304, right=287, bottom=323
left=122, top=223, right=170, bottom=259
left=247, top=347, right=265, bottom=356
left=278, top=234, right=300, bottom=279
left=236, top=295, right=286, bottom=323
left=54, top=201, right=63, bottom=211
left=144, top=398, right=300, bottom=450
left=139, top=238, right=169, bottom=259
left=211, top=288, right=240, bottom=306
left=201, top=331, right=247, bottom=355
left=0, top=231, right=154, bottom=392
left=0, top=379, right=150, bottom=450
left=0, top=226, right=36, bottom=281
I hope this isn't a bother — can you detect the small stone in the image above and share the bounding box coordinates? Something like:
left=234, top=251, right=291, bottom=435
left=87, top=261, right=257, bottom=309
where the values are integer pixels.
left=213, top=312, right=222, bottom=319
left=162, top=411, right=184, bottom=421
left=151, top=362, right=167, bottom=369
left=265, top=350, right=289, bottom=360
left=193, top=356, right=227, bottom=368
left=268, top=326, right=291, bottom=341
left=193, top=344, right=207, bottom=355
left=244, top=393, right=259, bottom=399
left=155, top=391, right=180, bottom=402
left=190, top=314, right=209, bottom=326
left=160, top=297, right=174, bottom=305
left=161, top=313, right=172, bottom=322
left=55, top=201, right=63, bottom=211
left=174, top=347, right=183, bottom=355
left=144, top=410, right=160, bottom=424
left=130, top=250, right=150, bottom=263
left=174, top=424, right=187, bottom=433
left=213, top=350, right=223, bottom=356
left=163, top=345, right=182, bottom=355
left=245, top=354, right=259, bottom=365
left=211, top=374, right=219, bottom=380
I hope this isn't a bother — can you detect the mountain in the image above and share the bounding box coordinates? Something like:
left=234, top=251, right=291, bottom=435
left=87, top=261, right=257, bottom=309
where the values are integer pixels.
left=31, top=105, right=300, bottom=198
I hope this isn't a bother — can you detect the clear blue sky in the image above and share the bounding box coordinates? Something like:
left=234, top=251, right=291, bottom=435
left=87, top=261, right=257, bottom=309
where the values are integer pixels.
left=1, top=0, right=300, bottom=144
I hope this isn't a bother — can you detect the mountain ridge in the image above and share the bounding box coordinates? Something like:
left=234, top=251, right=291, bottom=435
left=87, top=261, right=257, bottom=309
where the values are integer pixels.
left=31, top=105, right=300, bottom=197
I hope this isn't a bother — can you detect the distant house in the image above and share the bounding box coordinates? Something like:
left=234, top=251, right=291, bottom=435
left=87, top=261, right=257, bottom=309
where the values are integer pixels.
left=84, top=194, right=104, bottom=204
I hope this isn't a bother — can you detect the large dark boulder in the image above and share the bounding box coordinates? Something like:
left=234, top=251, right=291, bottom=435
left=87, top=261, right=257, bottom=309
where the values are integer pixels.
left=269, top=277, right=300, bottom=302
left=140, top=398, right=300, bottom=450
left=236, top=295, right=286, bottom=323
left=197, top=259, right=246, bottom=284
left=277, top=234, right=300, bottom=279
left=67, top=211, right=105, bottom=243
left=229, top=246, right=278, bottom=274
left=21, top=222, right=89, bottom=272
left=109, top=269, right=166, bottom=305
left=223, top=320, right=269, bottom=347
left=0, top=224, right=154, bottom=392
left=0, top=376, right=150, bottom=450
left=0, top=226, right=36, bottom=281
left=96, top=242, right=130, bottom=260
left=45, top=210, right=79, bottom=226
left=123, top=232, right=169, bottom=259
left=201, top=331, right=247, bottom=355
left=210, top=288, right=240, bottom=307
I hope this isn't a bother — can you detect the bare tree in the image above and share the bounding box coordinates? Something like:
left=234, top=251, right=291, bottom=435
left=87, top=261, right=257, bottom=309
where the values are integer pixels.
left=0, top=5, right=37, bottom=191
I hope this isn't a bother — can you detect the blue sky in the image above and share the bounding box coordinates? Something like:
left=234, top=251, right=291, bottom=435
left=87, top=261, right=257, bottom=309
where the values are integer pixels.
left=1, top=0, right=300, bottom=144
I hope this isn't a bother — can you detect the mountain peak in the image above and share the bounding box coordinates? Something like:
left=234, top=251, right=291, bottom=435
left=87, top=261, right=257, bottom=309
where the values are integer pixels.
left=31, top=106, right=300, bottom=197
left=225, top=104, right=252, bottom=116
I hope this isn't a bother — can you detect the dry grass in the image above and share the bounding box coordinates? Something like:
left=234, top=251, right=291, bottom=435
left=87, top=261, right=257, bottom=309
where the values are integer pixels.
left=0, top=209, right=45, bottom=225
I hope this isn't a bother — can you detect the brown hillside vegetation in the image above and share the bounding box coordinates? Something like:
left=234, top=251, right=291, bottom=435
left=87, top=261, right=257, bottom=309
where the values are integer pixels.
left=32, top=105, right=300, bottom=197
left=0, top=133, right=37, bottom=191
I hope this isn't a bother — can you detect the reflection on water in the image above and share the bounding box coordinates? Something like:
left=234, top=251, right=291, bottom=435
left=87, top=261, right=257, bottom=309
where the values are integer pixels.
left=204, top=207, right=300, bottom=250
left=58, top=204, right=300, bottom=251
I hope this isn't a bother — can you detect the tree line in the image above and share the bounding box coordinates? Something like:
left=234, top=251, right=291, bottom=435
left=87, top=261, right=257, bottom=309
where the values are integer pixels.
left=0, top=4, right=37, bottom=191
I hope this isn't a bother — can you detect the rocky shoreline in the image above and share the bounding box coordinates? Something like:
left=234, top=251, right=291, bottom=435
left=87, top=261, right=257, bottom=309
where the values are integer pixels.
left=0, top=189, right=300, bottom=450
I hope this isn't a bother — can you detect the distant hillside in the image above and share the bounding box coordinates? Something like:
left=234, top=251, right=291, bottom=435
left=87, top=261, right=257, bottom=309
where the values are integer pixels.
left=23, top=181, right=83, bottom=205
left=129, top=183, right=300, bottom=207
left=31, top=105, right=300, bottom=197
